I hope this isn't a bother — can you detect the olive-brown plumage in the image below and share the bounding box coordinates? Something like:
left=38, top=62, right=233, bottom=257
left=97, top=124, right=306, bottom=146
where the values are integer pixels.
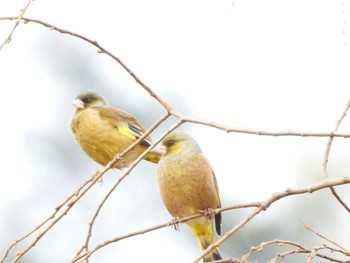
left=70, top=91, right=162, bottom=169
left=157, top=133, right=222, bottom=262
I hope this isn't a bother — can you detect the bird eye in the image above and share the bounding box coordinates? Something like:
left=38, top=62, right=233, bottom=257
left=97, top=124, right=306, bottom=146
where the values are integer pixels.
left=166, top=140, right=175, bottom=147
left=82, top=97, right=93, bottom=104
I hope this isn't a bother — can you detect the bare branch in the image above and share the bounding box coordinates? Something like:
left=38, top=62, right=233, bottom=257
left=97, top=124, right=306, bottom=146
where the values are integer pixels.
left=4, top=113, right=172, bottom=263
left=177, top=114, right=350, bottom=138
left=0, top=13, right=349, bottom=263
left=321, top=100, right=350, bottom=213
left=71, top=178, right=350, bottom=263
left=72, top=202, right=260, bottom=263
left=243, top=239, right=346, bottom=263
left=73, top=115, right=179, bottom=260
left=0, top=176, right=94, bottom=263
left=0, top=16, right=173, bottom=112
left=1, top=16, right=350, bottom=139
left=193, top=177, right=350, bottom=263
left=0, top=1, right=33, bottom=50
left=322, top=100, right=350, bottom=179
left=301, top=221, right=350, bottom=255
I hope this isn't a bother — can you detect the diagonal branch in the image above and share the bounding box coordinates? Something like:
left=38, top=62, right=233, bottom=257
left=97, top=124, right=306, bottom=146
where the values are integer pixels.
left=73, top=115, right=180, bottom=260
left=301, top=221, right=350, bottom=254
left=71, top=177, right=350, bottom=263
left=0, top=16, right=173, bottom=112
left=193, top=176, right=350, bottom=263
left=0, top=176, right=94, bottom=263
left=0, top=0, right=33, bottom=50
left=72, top=202, right=261, bottom=263
left=1, top=16, right=350, bottom=139
left=321, top=100, right=350, bottom=179
left=243, top=239, right=345, bottom=263
left=3, top=112, right=172, bottom=263
left=321, top=99, right=350, bottom=213
left=1, top=14, right=349, bottom=263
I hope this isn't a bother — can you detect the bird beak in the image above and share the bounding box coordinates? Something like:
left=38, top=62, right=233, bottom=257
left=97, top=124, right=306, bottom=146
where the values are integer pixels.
left=153, top=144, right=166, bottom=156
left=72, top=99, right=85, bottom=109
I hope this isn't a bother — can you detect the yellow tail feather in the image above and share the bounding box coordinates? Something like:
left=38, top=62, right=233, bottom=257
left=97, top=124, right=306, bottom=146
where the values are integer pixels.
left=144, top=150, right=163, bottom=163
left=190, top=222, right=222, bottom=262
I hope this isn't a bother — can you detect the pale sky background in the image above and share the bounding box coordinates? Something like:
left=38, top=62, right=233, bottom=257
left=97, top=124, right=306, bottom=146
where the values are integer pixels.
left=0, top=0, right=350, bottom=262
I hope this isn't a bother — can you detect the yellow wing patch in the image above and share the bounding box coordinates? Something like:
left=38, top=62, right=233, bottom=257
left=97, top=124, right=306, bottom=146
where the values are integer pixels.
left=118, top=126, right=138, bottom=142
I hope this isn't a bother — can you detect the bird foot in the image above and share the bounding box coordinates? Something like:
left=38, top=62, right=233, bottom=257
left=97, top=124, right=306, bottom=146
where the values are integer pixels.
left=171, top=217, right=182, bottom=231
left=113, top=153, right=126, bottom=167
left=202, top=208, right=215, bottom=220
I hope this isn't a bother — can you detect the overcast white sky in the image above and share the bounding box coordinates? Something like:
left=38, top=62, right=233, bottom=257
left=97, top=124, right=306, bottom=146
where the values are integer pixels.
left=0, top=1, right=350, bottom=262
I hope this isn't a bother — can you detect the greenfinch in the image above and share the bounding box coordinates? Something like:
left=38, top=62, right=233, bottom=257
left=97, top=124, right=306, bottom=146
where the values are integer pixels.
left=70, top=91, right=163, bottom=169
left=157, top=133, right=222, bottom=262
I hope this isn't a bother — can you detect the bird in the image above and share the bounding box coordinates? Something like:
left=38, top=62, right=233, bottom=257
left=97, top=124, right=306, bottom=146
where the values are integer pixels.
left=70, top=91, right=163, bottom=169
left=157, top=133, right=222, bottom=262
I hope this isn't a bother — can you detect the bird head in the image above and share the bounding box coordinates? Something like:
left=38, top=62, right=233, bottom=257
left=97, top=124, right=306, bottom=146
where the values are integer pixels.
left=162, top=132, right=202, bottom=156
left=72, top=91, right=108, bottom=110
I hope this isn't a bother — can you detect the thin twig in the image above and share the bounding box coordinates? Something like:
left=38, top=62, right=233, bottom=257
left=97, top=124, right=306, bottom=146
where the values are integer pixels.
left=0, top=14, right=349, bottom=263
left=301, top=221, right=350, bottom=254
left=0, top=1, right=33, bottom=50
left=5, top=113, right=172, bottom=263
left=0, top=176, right=94, bottom=263
left=321, top=100, right=350, bottom=179
left=193, top=177, right=350, bottom=263
left=72, top=202, right=260, bottom=263
left=2, top=16, right=350, bottom=140
left=72, top=177, right=350, bottom=263
left=73, top=113, right=174, bottom=260
left=330, top=187, right=350, bottom=213
left=243, top=239, right=343, bottom=263
left=180, top=114, right=350, bottom=138
left=0, top=16, right=173, bottom=112
left=321, top=100, right=350, bottom=213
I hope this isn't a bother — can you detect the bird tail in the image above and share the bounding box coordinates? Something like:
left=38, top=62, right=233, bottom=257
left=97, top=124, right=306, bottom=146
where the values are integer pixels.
left=144, top=147, right=165, bottom=163
left=190, top=223, right=222, bottom=262
left=144, top=152, right=162, bottom=163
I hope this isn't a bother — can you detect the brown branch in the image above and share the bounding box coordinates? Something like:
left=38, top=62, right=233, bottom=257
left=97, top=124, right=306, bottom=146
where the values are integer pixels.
left=179, top=114, right=350, bottom=138
left=193, top=177, right=350, bottom=263
left=73, top=115, right=179, bottom=260
left=242, top=239, right=344, bottom=263
left=72, top=178, right=350, bottom=263
left=321, top=100, right=350, bottom=213
left=301, top=221, right=350, bottom=255
left=72, top=202, right=260, bottom=263
left=1, top=14, right=349, bottom=263
left=1, top=16, right=350, bottom=139
left=0, top=1, right=33, bottom=50
left=321, top=100, right=350, bottom=179
left=0, top=16, right=173, bottom=112
left=9, top=169, right=109, bottom=263
left=4, top=113, right=172, bottom=263
left=0, top=176, right=94, bottom=263
left=330, top=187, right=350, bottom=213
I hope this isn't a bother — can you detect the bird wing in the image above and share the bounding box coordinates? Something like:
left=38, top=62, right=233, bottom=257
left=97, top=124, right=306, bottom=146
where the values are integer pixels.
left=97, top=107, right=152, bottom=147
left=212, top=170, right=222, bottom=236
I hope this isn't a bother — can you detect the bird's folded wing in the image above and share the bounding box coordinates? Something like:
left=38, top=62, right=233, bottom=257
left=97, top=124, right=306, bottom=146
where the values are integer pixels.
left=97, top=107, right=152, bottom=147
